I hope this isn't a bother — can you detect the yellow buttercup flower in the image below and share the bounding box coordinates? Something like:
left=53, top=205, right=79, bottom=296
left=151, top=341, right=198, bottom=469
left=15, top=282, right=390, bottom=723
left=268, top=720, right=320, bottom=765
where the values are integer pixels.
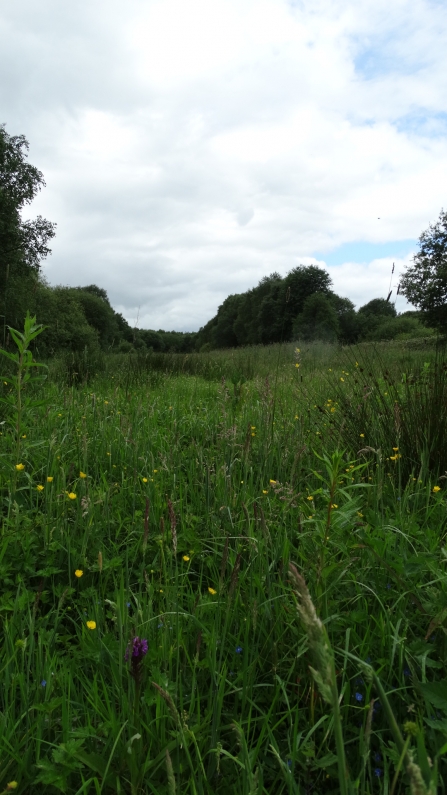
left=86, top=620, right=96, bottom=630
left=15, top=463, right=25, bottom=471
left=75, top=569, right=83, bottom=578
left=262, top=489, right=268, bottom=494
left=142, top=477, right=148, bottom=483
left=67, top=492, right=77, bottom=500
left=208, top=587, right=217, bottom=595
left=360, top=433, right=365, bottom=438
left=183, top=555, right=190, bottom=561
left=307, top=495, right=314, bottom=501
left=392, top=447, right=399, bottom=451
left=433, top=485, right=441, bottom=493
left=36, top=484, right=44, bottom=492
left=269, top=479, right=277, bottom=485
left=79, top=471, right=87, bottom=479
left=47, top=476, right=53, bottom=482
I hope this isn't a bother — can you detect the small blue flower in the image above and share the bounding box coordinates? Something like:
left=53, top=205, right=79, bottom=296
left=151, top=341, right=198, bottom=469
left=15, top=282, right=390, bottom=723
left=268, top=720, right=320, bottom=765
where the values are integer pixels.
left=374, top=767, right=382, bottom=778
left=355, top=692, right=363, bottom=702
left=235, top=645, right=243, bottom=654
left=126, top=602, right=131, bottom=608
left=41, top=680, right=47, bottom=687
left=374, top=752, right=382, bottom=763
left=286, top=759, right=292, bottom=768
left=157, top=622, right=163, bottom=628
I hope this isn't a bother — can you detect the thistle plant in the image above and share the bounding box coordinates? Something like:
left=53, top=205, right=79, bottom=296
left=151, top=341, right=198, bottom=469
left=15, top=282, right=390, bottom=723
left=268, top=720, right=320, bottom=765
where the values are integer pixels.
left=0, top=312, right=46, bottom=472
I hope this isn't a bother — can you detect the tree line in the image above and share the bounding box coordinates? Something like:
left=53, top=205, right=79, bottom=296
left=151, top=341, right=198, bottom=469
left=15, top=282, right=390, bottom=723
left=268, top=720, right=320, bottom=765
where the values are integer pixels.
left=1, top=123, right=443, bottom=355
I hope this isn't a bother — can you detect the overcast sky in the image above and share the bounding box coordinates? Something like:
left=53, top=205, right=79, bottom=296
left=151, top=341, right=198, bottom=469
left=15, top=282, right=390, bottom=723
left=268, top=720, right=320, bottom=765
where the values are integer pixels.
left=2, top=0, right=447, bottom=331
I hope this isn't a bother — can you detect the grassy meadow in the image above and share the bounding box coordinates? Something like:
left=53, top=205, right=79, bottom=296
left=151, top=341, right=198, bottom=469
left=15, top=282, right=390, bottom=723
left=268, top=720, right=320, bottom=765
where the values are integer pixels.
left=1, top=324, right=447, bottom=794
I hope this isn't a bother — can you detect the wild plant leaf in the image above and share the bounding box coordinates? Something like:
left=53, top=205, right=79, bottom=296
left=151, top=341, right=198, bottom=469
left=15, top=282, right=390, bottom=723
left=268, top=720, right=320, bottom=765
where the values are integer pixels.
left=419, top=682, right=447, bottom=712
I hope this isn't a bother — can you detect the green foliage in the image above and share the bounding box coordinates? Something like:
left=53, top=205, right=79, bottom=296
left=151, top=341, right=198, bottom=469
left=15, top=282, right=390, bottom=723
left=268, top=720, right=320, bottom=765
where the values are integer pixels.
left=293, top=293, right=340, bottom=342
left=400, top=209, right=447, bottom=332
left=0, top=125, right=56, bottom=330
left=1, top=332, right=447, bottom=792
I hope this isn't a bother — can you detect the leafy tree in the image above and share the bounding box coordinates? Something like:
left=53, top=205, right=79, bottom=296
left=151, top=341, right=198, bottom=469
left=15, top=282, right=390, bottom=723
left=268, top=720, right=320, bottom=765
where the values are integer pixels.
left=330, top=295, right=359, bottom=344
left=400, top=209, right=447, bottom=332
left=357, top=297, right=397, bottom=340
left=293, top=293, right=340, bottom=342
left=70, top=286, right=120, bottom=348
left=358, top=298, right=397, bottom=319
left=0, top=125, right=56, bottom=331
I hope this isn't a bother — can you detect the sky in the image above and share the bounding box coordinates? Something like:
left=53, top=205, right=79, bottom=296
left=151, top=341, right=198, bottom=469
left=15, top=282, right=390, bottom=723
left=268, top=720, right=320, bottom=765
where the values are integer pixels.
left=2, top=0, right=447, bottom=331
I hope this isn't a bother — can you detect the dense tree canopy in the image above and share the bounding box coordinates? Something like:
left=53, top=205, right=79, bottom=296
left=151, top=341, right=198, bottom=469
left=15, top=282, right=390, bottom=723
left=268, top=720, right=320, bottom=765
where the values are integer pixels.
left=0, top=125, right=56, bottom=331
left=400, top=209, right=447, bottom=332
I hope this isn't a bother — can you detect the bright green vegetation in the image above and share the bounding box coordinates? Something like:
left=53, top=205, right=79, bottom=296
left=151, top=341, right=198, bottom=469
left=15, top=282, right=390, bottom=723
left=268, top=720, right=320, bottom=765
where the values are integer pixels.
left=1, top=324, right=447, bottom=794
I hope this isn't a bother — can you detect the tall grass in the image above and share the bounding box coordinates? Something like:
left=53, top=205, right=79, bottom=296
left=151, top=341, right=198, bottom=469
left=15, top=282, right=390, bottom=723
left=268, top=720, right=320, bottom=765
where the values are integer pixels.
left=0, top=329, right=446, bottom=793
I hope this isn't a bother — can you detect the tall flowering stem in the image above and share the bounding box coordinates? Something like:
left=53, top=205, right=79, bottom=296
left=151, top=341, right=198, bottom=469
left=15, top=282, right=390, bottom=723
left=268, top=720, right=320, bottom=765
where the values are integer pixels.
left=125, top=636, right=148, bottom=724
left=288, top=563, right=352, bottom=795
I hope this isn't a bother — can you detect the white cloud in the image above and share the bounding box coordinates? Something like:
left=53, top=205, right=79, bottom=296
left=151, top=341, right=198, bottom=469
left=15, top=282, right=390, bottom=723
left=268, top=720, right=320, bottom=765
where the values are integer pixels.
left=2, top=0, right=447, bottom=330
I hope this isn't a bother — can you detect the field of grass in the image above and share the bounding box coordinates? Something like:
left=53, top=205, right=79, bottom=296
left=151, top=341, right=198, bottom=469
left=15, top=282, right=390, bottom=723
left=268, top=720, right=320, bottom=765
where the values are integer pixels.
left=1, top=322, right=447, bottom=794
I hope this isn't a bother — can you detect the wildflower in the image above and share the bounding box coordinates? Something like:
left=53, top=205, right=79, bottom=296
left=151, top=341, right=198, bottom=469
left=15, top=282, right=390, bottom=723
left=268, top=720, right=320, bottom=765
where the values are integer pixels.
left=251, top=426, right=256, bottom=430
left=22, top=434, right=26, bottom=438
left=159, top=589, right=163, bottom=593
left=15, top=463, right=25, bottom=471
left=359, top=433, right=365, bottom=438
left=86, top=620, right=96, bottom=630
left=355, top=692, right=363, bottom=702
left=330, top=504, right=338, bottom=509
left=142, top=477, right=148, bottom=483
left=295, top=363, right=300, bottom=368
left=393, top=447, right=399, bottom=451
left=36, top=484, right=44, bottom=492
left=208, top=587, right=217, bottom=595
left=153, top=469, right=158, bottom=473
left=79, top=471, right=87, bottom=478
left=104, top=400, right=109, bottom=404
left=433, top=485, right=441, bottom=493
left=294, top=415, right=299, bottom=419
left=307, top=495, right=314, bottom=501
left=235, top=645, right=243, bottom=654
left=340, top=377, right=344, bottom=382
left=251, top=432, right=256, bottom=437
left=183, top=555, right=190, bottom=561
left=67, top=492, right=77, bottom=500
left=262, top=489, right=268, bottom=494
left=269, top=479, right=277, bottom=484
left=374, top=768, right=382, bottom=778
left=75, top=569, right=83, bottom=578
left=41, top=679, right=47, bottom=687
left=125, top=636, right=148, bottom=662
left=6, top=783, right=18, bottom=790
left=47, top=476, right=53, bottom=482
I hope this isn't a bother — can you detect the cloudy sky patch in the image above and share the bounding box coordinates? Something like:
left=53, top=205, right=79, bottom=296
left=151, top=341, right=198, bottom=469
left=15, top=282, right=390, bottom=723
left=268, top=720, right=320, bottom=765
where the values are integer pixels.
left=2, top=0, right=446, bottom=330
